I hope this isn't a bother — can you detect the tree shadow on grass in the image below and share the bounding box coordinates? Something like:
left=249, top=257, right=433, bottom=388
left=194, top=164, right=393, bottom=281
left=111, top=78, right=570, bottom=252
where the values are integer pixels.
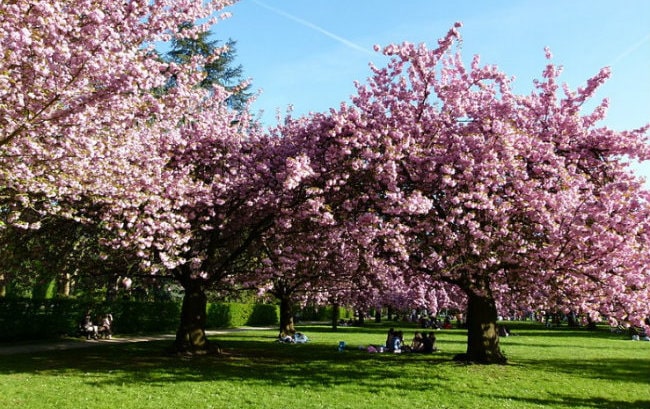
left=514, top=355, right=650, bottom=385
left=0, top=338, right=457, bottom=389
left=295, top=323, right=421, bottom=335
left=1, top=329, right=648, bottom=409
left=472, top=391, right=650, bottom=409
left=500, top=338, right=627, bottom=350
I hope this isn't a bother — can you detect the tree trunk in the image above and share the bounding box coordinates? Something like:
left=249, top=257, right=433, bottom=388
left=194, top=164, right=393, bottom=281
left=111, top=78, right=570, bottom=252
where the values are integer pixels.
left=331, top=302, right=340, bottom=331
left=278, top=295, right=295, bottom=337
left=174, top=279, right=216, bottom=355
left=374, top=308, right=382, bottom=323
left=357, top=309, right=365, bottom=326
left=456, top=292, right=507, bottom=364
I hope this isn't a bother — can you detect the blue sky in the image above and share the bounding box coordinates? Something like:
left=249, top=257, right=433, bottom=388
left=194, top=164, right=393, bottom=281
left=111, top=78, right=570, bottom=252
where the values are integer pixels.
left=215, top=0, right=650, bottom=178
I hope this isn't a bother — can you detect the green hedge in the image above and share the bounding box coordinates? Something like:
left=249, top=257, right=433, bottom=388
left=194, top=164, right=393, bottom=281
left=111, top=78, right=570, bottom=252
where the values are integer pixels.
left=0, top=298, right=278, bottom=342
left=299, top=305, right=354, bottom=321
left=248, top=304, right=280, bottom=326
left=206, top=302, right=279, bottom=328
left=109, top=300, right=181, bottom=334
left=0, top=298, right=80, bottom=340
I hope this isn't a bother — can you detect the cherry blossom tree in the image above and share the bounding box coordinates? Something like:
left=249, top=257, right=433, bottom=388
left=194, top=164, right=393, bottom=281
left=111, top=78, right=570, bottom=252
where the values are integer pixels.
left=6, top=2, right=649, bottom=364
left=255, top=214, right=378, bottom=336
left=0, top=0, right=243, bottom=232
left=274, top=23, right=650, bottom=363
left=0, top=0, right=273, bottom=353
left=256, top=119, right=433, bottom=335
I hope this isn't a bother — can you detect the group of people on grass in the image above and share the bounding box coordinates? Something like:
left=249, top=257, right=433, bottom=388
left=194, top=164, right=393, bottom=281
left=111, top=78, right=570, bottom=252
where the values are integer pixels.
left=367, top=328, right=438, bottom=354
left=277, top=332, right=309, bottom=344
left=418, top=315, right=456, bottom=330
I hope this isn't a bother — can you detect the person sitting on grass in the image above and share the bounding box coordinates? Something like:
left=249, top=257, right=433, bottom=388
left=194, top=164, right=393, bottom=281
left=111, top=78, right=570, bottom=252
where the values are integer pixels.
left=497, top=324, right=512, bottom=337
left=410, top=332, right=424, bottom=352
left=391, top=330, right=403, bottom=353
left=630, top=325, right=649, bottom=341
left=386, top=328, right=395, bottom=351
left=421, top=332, right=437, bottom=353
left=293, top=332, right=309, bottom=343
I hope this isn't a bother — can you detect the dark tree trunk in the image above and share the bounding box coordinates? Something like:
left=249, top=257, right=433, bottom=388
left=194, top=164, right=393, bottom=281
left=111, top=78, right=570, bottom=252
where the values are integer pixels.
left=278, top=295, right=295, bottom=337
left=357, top=310, right=365, bottom=326
left=331, top=303, right=340, bottom=331
left=374, top=308, right=382, bottom=323
left=456, top=292, right=507, bottom=364
left=174, top=279, right=217, bottom=355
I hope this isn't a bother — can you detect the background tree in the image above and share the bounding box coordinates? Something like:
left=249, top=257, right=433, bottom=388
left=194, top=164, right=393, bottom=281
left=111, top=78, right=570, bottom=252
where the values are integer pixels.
left=1, top=218, right=93, bottom=298
left=255, top=221, right=357, bottom=337
left=0, top=207, right=152, bottom=300
left=256, top=121, right=452, bottom=335
left=166, top=22, right=252, bottom=111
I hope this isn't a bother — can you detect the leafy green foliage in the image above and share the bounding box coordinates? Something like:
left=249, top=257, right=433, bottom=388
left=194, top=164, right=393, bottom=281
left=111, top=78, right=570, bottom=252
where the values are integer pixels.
left=166, top=22, right=252, bottom=111
left=0, top=217, right=142, bottom=300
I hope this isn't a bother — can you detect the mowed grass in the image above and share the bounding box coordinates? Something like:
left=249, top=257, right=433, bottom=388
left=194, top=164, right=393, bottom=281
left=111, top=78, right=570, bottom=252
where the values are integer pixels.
left=1, top=322, right=648, bottom=409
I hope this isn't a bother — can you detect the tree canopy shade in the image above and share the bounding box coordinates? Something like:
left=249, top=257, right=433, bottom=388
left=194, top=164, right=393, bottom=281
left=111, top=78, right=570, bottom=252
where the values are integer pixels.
left=272, top=23, right=650, bottom=363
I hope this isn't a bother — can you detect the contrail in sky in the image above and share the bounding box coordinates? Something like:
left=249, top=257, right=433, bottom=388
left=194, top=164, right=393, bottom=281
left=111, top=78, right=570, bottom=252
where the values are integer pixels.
left=609, top=33, right=650, bottom=66
left=251, top=0, right=375, bottom=56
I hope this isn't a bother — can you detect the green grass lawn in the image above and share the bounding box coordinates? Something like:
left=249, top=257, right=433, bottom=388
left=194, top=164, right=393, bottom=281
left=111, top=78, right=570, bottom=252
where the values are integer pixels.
left=1, top=322, right=648, bottom=409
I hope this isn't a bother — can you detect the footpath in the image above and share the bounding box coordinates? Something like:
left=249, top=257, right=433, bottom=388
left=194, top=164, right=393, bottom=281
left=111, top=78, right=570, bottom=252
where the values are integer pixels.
left=0, top=328, right=267, bottom=356
left=0, top=334, right=176, bottom=356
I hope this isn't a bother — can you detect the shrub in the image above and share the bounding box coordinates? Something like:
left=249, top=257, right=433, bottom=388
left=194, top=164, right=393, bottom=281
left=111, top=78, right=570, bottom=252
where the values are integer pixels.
left=247, top=304, right=279, bottom=326
left=299, top=304, right=354, bottom=321
left=206, top=302, right=278, bottom=328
